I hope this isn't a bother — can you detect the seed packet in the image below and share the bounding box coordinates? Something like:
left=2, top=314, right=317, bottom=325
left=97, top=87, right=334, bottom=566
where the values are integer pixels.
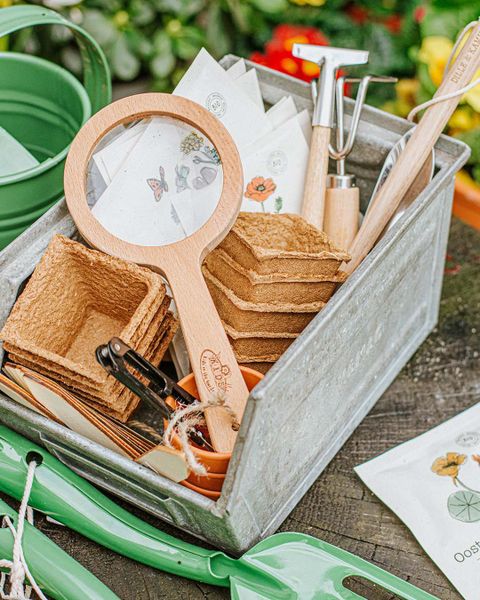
left=241, top=113, right=309, bottom=214
left=173, top=48, right=272, bottom=150
left=226, top=58, right=246, bottom=79
left=235, top=69, right=264, bottom=110
left=266, top=96, right=297, bottom=128
left=356, top=403, right=480, bottom=599
left=91, top=118, right=223, bottom=246
left=0, top=126, right=38, bottom=176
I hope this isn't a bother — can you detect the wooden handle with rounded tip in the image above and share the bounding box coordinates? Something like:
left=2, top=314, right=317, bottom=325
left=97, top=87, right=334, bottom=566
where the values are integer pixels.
left=324, top=186, right=359, bottom=252
left=166, top=263, right=249, bottom=454
left=345, top=22, right=480, bottom=276
left=301, top=125, right=331, bottom=229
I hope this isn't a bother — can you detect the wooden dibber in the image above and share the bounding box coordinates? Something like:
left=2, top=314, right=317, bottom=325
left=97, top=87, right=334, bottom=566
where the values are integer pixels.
left=345, top=20, right=480, bottom=275
left=292, top=43, right=369, bottom=230
left=324, top=186, right=359, bottom=251
left=64, top=94, right=249, bottom=453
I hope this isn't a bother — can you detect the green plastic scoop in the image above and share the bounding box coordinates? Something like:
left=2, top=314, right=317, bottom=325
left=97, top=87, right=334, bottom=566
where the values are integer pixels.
left=0, top=426, right=437, bottom=599
left=0, top=497, right=118, bottom=599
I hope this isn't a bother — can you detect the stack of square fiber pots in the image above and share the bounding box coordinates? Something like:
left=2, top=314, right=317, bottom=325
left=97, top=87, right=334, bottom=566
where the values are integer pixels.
left=203, top=213, right=350, bottom=373
left=1, top=236, right=177, bottom=421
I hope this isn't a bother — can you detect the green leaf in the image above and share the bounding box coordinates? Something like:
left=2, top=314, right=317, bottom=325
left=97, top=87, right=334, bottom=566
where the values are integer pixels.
left=248, top=0, right=288, bottom=14
left=82, top=10, right=117, bottom=47
left=173, top=26, right=205, bottom=60
left=274, top=197, right=283, bottom=213
left=417, top=63, right=437, bottom=97
left=457, top=127, right=480, bottom=165
left=448, top=491, right=480, bottom=523
left=421, top=6, right=480, bottom=39
left=125, top=30, right=153, bottom=60
left=153, top=30, right=173, bottom=55
left=130, top=0, right=155, bottom=26
left=205, top=1, right=231, bottom=57
left=472, top=164, right=480, bottom=185
left=110, top=34, right=141, bottom=81
left=150, top=52, right=176, bottom=78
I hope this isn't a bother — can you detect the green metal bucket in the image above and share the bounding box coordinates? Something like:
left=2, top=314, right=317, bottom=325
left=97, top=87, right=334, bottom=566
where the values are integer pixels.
left=0, top=5, right=111, bottom=249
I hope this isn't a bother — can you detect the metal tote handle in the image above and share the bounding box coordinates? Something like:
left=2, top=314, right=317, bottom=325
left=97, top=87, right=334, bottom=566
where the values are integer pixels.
left=0, top=5, right=111, bottom=112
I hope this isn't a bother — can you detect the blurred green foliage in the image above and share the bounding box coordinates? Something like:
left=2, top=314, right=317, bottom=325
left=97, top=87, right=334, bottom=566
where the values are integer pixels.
left=8, top=0, right=480, bottom=184
left=8, top=0, right=422, bottom=95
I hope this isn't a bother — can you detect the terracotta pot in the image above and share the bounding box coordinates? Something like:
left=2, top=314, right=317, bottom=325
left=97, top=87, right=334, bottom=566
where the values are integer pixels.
left=166, top=366, right=263, bottom=498
left=453, top=171, right=480, bottom=231
left=181, top=479, right=221, bottom=501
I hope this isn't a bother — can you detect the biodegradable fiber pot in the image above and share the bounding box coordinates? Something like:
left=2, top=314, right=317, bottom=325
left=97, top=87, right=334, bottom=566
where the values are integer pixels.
left=0, top=6, right=110, bottom=249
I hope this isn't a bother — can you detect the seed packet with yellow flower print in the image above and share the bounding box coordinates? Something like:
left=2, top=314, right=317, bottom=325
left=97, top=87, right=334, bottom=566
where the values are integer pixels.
left=356, top=403, right=480, bottom=599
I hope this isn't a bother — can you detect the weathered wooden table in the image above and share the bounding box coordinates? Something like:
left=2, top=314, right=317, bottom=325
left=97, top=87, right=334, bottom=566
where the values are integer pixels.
left=2, top=218, right=478, bottom=599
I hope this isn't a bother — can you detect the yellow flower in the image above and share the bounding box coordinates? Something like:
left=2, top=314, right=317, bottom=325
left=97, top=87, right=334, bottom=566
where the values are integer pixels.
left=418, top=36, right=453, bottom=87
left=396, top=79, right=419, bottom=106
left=290, top=0, right=326, bottom=5
left=448, top=106, right=477, bottom=133
left=431, top=452, right=467, bottom=479
left=418, top=34, right=480, bottom=111
left=465, top=73, right=480, bottom=112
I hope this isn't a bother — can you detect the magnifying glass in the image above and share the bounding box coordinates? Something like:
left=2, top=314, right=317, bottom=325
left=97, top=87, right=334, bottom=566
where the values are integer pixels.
left=64, top=93, right=249, bottom=453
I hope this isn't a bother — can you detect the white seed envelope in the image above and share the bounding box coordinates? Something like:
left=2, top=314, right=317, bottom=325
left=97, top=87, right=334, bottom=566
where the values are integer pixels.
left=241, top=114, right=309, bottom=214
left=356, top=403, right=480, bottom=600
left=92, top=118, right=223, bottom=245
left=173, top=48, right=271, bottom=150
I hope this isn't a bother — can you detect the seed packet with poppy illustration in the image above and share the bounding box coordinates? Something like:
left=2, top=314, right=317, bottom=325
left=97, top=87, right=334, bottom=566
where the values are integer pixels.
left=241, top=114, right=309, bottom=215
left=356, top=403, right=480, bottom=599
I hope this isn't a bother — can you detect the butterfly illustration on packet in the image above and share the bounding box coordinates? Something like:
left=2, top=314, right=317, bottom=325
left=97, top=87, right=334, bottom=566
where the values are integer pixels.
left=90, top=117, right=223, bottom=246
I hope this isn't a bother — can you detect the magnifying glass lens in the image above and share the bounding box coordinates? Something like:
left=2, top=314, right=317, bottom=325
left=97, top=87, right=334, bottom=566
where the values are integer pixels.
left=87, top=116, right=223, bottom=247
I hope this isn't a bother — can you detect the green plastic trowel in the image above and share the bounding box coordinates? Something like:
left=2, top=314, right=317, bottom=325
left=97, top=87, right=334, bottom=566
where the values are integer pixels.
left=0, top=496, right=118, bottom=600
left=0, top=426, right=438, bottom=599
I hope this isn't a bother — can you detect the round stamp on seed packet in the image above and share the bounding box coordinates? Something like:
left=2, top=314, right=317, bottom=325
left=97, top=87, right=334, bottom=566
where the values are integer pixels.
left=455, top=431, right=480, bottom=447
left=267, top=150, right=288, bottom=175
left=206, top=92, right=227, bottom=118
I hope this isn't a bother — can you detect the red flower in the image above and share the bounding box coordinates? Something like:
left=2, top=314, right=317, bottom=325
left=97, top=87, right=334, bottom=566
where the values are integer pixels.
left=346, top=5, right=369, bottom=24
left=414, top=6, right=427, bottom=23
left=383, top=14, right=402, bottom=34
left=250, top=24, right=329, bottom=83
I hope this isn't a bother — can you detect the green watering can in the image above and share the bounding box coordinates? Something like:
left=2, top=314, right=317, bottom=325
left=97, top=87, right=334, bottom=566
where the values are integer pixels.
left=0, top=5, right=111, bottom=249
left=0, top=425, right=437, bottom=599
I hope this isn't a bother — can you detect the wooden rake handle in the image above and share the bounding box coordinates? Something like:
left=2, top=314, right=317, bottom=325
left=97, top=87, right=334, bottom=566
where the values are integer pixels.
left=167, top=263, right=249, bottom=454
left=345, top=21, right=480, bottom=275
left=301, top=125, right=331, bottom=230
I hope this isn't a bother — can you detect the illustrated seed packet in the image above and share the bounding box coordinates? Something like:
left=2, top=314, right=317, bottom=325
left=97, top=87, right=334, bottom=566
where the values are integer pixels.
left=240, top=114, right=309, bottom=215
left=174, top=48, right=271, bottom=150
left=91, top=118, right=223, bottom=246
left=356, top=403, right=480, bottom=599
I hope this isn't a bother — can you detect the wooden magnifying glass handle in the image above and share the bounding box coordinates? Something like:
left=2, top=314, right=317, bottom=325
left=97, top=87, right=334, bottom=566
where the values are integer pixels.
left=301, top=125, right=330, bottom=230
left=167, top=263, right=249, bottom=454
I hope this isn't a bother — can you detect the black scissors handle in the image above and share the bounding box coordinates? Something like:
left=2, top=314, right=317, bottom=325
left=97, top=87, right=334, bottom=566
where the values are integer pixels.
left=96, top=338, right=212, bottom=450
